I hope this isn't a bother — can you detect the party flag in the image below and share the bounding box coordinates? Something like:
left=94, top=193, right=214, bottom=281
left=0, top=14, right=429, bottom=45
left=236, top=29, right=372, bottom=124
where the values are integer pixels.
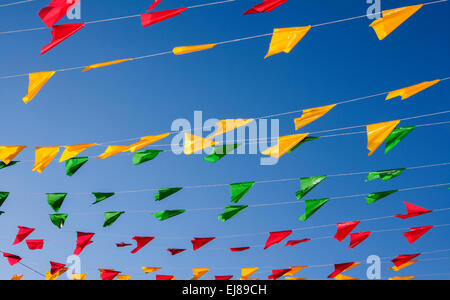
left=366, top=190, right=397, bottom=204
left=92, top=192, right=115, bottom=205
left=335, top=274, right=359, bottom=280
left=334, top=221, right=360, bottom=242
left=385, top=126, right=415, bottom=154
left=156, top=275, right=176, bottom=280
left=73, top=232, right=94, bottom=255
left=392, top=254, right=421, bottom=267
left=386, top=80, right=440, bottom=100
left=83, top=59, right=133, bottom=72
left=72, top=274, right=86, bottom=280
left=191, top=237, right=215, bottom=251
left=241, top=267, right=259, bottom=280
left=218, top=205, right=248, bottom=222
left=328, top=262, right=361, bottom=279
left=265, top=26, right=311, bottom=58
left=41, top=23, right=85, bottom=55
left=13, top=226, right=35, bottom=245
left=208, top=119, right=255, bottom=140
left=3, top=253, right=21, bottom=266
left=117, top=275, right=131, bottom=280
left=153, top=210, right=185, bottom=221
left=390, top=260, right=418, bottom=271
left=215, top=276, right=233, bottom=281
left=103, top=211, right=125, bottom=227
left=395, top=202, right=432, bottom=219
left=298, top=198, right=329, bottom=221
left=0, top=192, right=10, bottom=208
left=141, top=8, right=188, bottom=27
left=26, top=240, right=44, bottom=250
left=203, top=144, right=241, bottom=163
left=50, top=261, right=66, bottom=275
left=0, top=161, right=19, bottom=170
left=23, top=72, right=55, bottom=103
left=296, top=176, right=327, bottom=200
left=231, top=247, right=251, bottom=252
left=285, top=277, right=307, bottom=280
left=155, top=187, right=183, bottom=201
left=0, top=211, right=4, bottom=216
left=268, top=269, right=290, bottom=280
left=49, top=214, right=68, bottom=229
left=192, top=268, right=209, bottom=280
left=403, top=226, right=433, bottom=244
left=264, top=230, right=292, bottom=249
left=97, top=145, right=129, bottom=159
left=288, top=137, right=320, bottom=153
left=59, top=143, right=96, bottom=162
left=131, top=236, right=154, bottom=254
left=389, top=276, right=414, bottom=280
left=367, top=120, right=400, bottom=156
left=45, top=268, right=67, bottom=280
left=173, top=44, right=217, bottom=55
left=184, top=133, right=216, bottom=155
left=133, top=149, right=163, bottom=165
left=46, top=193, right=67, bottom=212
left=116, top=242, right=132, bottom=248
left=230, top=182, right=255, bottom=203
left=366, top=168, right=405, bottom=182
left=285, top=239, right=310, bottom=247
left=65, top=157, right=88, bottom=176
left=262, top=133, right=310, bottom=158
left=369, top=5, right=423, bottom=40
left=244, top=0, right=288, bottom=15
left=284, top=266, right=307, bottom=277
left=0, top=146, right=26, bottom=166
left=142, top=267, right=161, bottom=274
left=100, top=269, right=121, bottom=280
left=294, top=104, right=337, bottom=130
left=127, top=133, right=170, bottom=152
left=168, top=249, right=186, bottom=256
left=38, top=0, right=81, bottom=27
left=33, top=146, right=60, bottom=173
left=11, top=275, right=23, bottom=280
left=349, top=232, right=372, bottom=249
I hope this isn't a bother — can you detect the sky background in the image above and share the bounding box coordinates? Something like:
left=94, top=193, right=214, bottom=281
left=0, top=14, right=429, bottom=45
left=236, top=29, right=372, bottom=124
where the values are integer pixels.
left=0, top=0, right=449, bottom=280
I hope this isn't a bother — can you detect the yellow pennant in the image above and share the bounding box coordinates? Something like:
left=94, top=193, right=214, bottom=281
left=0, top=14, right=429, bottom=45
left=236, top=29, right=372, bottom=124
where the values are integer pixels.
left=265, top=26, right=311, bottom=58
left=23, top=71, right=55, bottom=104
left=191, top=268, right=210, bottom=280
left=45, top=268, right=68, bottom=281
left=0, top=146, right=27, bottom=165
left=241, top=267, right=259, bottom=280
left=294, top=104, right=337, bottom=130
left=83, top=59, right=133, bottom=71
left=335, top=274, right=359, bottom=280
left=128, top=133, right=170, bottom=152
left=59, top=143, right=97, bottom=162
left=285, top=277, right=307, bottom=280
left=184, top=133, right=217, bottom=155
left=389, top=276, right=414, bottom=280
left=390, top=260, right=418, bottom=271
left=72, top=273, right=87, bottom=280
left=284, top=266, right=307, bottom=277
left=386, top=80, right=440, bottom=100
left=262, top=133, right=310, bottom=158
left=32, top=146, right=60, bottom=173
left=11, top=274, right=23, bottom=280
left=97, top=145, right=130, bottom=159
left=142, top=267, right=162, bottom=274
left=369, top=5, right=423, bottom=40
left=173, top=44, right=217, bottom=55
left=209, top=119, right=255, bottom=140
left=367, top=120, right=400, bottom=156
left=117, top=275, right=131, bottom=280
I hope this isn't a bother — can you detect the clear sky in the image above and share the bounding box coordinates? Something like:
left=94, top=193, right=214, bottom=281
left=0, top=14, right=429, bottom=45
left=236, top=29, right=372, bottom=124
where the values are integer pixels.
left=0, top=0, right=449, bottom=280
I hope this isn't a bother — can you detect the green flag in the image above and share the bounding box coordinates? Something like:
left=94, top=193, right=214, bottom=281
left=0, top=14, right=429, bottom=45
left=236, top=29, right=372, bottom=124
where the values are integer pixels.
left=298, top=198, right=329, bottom=221
left=385, top=126, right=415, bottom=154
left=0, top=161, right=19, bottom=170
left=203, top=144, right=241, bottom=163
left=133, top=150, right=163, bottom=165
left=366, top=190, right=398, bottom=204
left=155, top=188, right=183, bottom=201
left=153, top=210, right=185, bottom=221
left=288, top=137, right=320, bottom=153
left=0, top=211, right=4, bottom=216
left=46, top=193, right=67, bottom=212
left=0, top=192, right=10, bottom=208
left=366, top=168, right=405, bottom=182
left=65, top=157, right=88, bottom=176
left=103, top=211, right=125, bottom=227
left=296, top=176, right=327, bottom=200
left=92, top=192, right=115, bottom=205
left=230, top=182, right=255, bottom=203
left=218, top=205, right=248, bottom=222
left=49, top=214, right=68, bottom=229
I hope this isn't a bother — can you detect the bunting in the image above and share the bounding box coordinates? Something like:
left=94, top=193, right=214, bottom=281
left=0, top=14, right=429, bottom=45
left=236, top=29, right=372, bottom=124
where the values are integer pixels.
left=265, top=26, right=311, bottom=58
left=131, top=237, right=155, bottom=254
left=288, top=137, right=320, bottom=153
left=127, top=133, right=170, bottom=152
left=366, top=168, right=405, bottom=182
left=0, top=146, right=26, bottom=165
left=73, top=232, right=95, bottom=255
left=11, top=275, right=23, bottom=280
left=23, top=72, right=55, bottom=104
left=335, top=274, right=359, bottom=280
left=386, top=80, right=440, bottom=100
left=366, top=120, right=400, bottom=156
left=142, top=267, right=162, bottom=274
left=218, top=205, right=248, bottom=222
left=59, top=143, right=96, bottom=162
left=33, top=146, right=60, bottom=173
left=285, top=266, right=307, bottom=277
left=45, top=268, right=68, bottom=280
left=92, top=192, right=115, bottom=205
left=392, top=254, right=421, bottom=267
left=366, top=190, right=398, bottom=204
left=184, top=133, right=216, bottom=155
left=13, top=226, right=35, bottom=245
left=334, top=221, right=360, bottom=242
left=26, top=240, right=44, bottom=250
left=50, top=261, right=66, bottom=275
left=403, top=226, right=433, bottom=244
left=133, top=150, right=163, bottom=165
left=298, top=198, right=329, bottom=221
left=83, top=59, right=133, bottom=72
left=285, top=239, right=310, bottom=247
left=173, top=44, right=217, bottom=55
left=153, top=210, right=185, bottom=221
left=38, top=0, right=81, bottom=27
left=0, top=192, right=10, bottom=208
left=241, top=267, right=259, bottom=280
left=65, top=157, right=88, bottom=176
left=141, top=8, right=188, bottom=27
left=268, top=269, right=291, bottom=280
left=41, top=23, right=85, bottom=55
left=49, top=214, right=68, bottom=228
left=296, top=176, right=327, bottom=200
left=156, top=275, right=176, bottom=280
left=385, top=126, right=415, bottom=154
left=168, top=249, right=186, bottom=256
left=231, top=247, right=251, bottom=252
left=389, top=276, right=414, bottom=280
left=208, top=119, right=255, bottom=140
left=0, top=161, right=19, bottom=170
left=328, top=262, right=361, bottom=279
left=349, top=232, right=372, bottom=249
left=229, top=182, right=255, bottom=203
left=294, top=105, right=337, bottom=130
left=191, top=268, right=209, bottom=280
left=203, top=144, right=241, bottom=163
left=117, top=275, right=131, bottom=280
left=244, top=0, right=288, bottom=15
left=72, top=274, right=87, bottom=280
left=3, top=253, right=21, bottom=266
left=191, top=237, right=215, bottom=251
left=395, top=202, right=432, bottom=219
left=103, top=211, right=125, bottom=227
left=262, top=133, right=310, bottom=158
left=97, top=145, right=130, bottom=159
left=264, top=230, right=292, bottom=249
left=155, top=187, right=183, bottom=201
left=100, top=269, right=121, bottom=280
left=390, top=260, right=418, bottom=271
left=116, top=242, right=132, bottom=248
left=47, top=193, right=67, bottom=212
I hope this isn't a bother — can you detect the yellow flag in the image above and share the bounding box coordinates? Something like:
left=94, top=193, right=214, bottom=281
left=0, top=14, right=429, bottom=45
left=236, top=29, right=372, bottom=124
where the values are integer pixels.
left=241, top=267, right=259, bottom=280
left=191, top=268, right=210, bottom=280
left=32, top=146, right=60, bottom=173
left=11, top=274, right=23, bottom=280
left=208, top=119, right=255, bottom=140
left=23, top=71, right=56, bottom=104
left=0, top=146, right=27, bottom=165
left=294, top=104, right=336, bottom=130
left=342, top=262, right=362, bottom=273
left=369, top=5, right=423, bottom=40
left=390, top=260, right=418, bottom=271
left=117, top=275, right=131, bottom=280
left=59, top=143, right=97, bottom=162
left=265, top=26, right=311, bottom=58
left=97, top=145, right=130, bottom=159
left=83, top=59, right=133, bottom=71
left=335, top=274, right=359, bottom=280
left=72, top=273, right=87, bottom=280
left=173, top=44, right=217, bottom=55
left=142, top=267, right=162, bottom=274
left=389, top=276, right=414, bottom=280
left=45, top=268, right=68, bottom=280
left=386, top=80, right=440, bottom=100
left=127, top=133, right=170, bottom=152
left=184, top=133, right=217, bottom=155
left=262, top=133, right=310, bottom=158
left=367, top=120, right=400, bottom=156
left=284, top=266, right=307, bottom=277
left=285, top=277, right=307, bottom=280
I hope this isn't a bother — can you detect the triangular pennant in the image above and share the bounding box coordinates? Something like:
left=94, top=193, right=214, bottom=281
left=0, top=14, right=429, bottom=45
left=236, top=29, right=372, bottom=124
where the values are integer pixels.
left=97, top=145, right=129, bottom=159
left=294, top=104, right=337, bottom=130
left=230, top=247, right=251, bottom=252
left=73, top=232, right=94, bottom=255
left=265, top=26, right=311, bottom=58
left=3, top=253, right=21, bottom=266
left=284, top=266, right=307, bottom=277
left=131, top=236, right=155, bottom=254
left=117, top=275, right=131, bottom=280
left=184, top=133, right=217, bottom=155
left=103, top=211, right=125, bottom=227
left=142, top=267, right=162, bottom=274
left=208, top=119, right=255, bottom=140
left=203, top=144, right=241, bottom=163
left=13, top=226, right=35, bottom=245
left=92, top=192, right=115, bottom=205
left=50, top=261, right=66, bottom=275
left=155, top=187, right=183, bottom=201
left=59, top=143, right=96, bottom=162
left=392, top=254, right=421, bottom=267
left=116, top=242, right=132, bottom=248
left=11, top=275, right=23, bottom=280
left=26, top=240, right=44, bottom=250
left=349, top=232, right=372, bottom=249
left=390, top=260, right=418, bottom=271
left=0, top=192, right=10, bottom=208
left=127, top=133, right=170, bottom=152
left=173, top=44, right=217, bottom=55
left=335, top=274, right=359, bottom=280
left=41, top=23, right=85, bottom=55
left=0, top=146, right=26, bottom=165
left=386, top=80, right=440, bottom=100
left=83, top=59, right=133, bottom=72
left=191, top=237, right=215, bottom=251
left=191, top=268, right=209, bottom=280
left=288, top=136, right=320, bottom=153
left=38, top=0, right=81, bottom=27
left=45, top=268, right=68, bottom=280
left=153, top=209, right=185, bottom=221
left=141, top=8, right=188, bottom=27
left=33, top=146, right=60, bottom=173
left=0, top=161, right=19, bottom=171
left=244, top=0, right=288, bottom=15
left=367, top=120, right=400, bottom=156
left=23, top=72, right=55, bottom=103
left=285, top=239, right=310, bottom=247
left=133, top=150, right=163, bottom=165
left=296, top=176, right=327, bottom=200
left=395, top=202, right=432, bottom=219
left=65, top=157, right=88, bottom=176
left=218, top=205, right=248, bottom=222
left=156, top=275, right=176, bottom=280
left=389, top=276, right=414, bottom=280
left=100, top=269, right=121, bottom=280
left=385, top=126, right=415, bottom=154
left=298, top=198, right=329, bottom=221
left=328, top=262, right=361, bottom=279
left=366, top=190, right=398, bottom=204
left=334, top=221, right=360, bottom=242
left=268, top=269, right=291, bottom=280
left=264, top=230, right=292, bottom=249
left=366, top=168, right=405, bottom=182
left=147, top=0, right=162, bottom=11
left=167, top=248, right=186, bottom=256
left=46, top=193, right=67, bottom=212
left=49, top=214, right=68, bottom=229
left=241, top=267, right=259, bottom=280
left=72, top=274, right=87, bottom=280
left=403, top=226, right=433, bottom=244
left=262, top=133, right=310, bottom=158
left=230, top=182, right=255, bottom=203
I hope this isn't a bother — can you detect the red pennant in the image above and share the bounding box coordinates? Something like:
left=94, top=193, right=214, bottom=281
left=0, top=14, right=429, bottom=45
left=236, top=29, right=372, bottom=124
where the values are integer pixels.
left=392, top=254, right=421, bottom=267
left=140, top=8, right=188, bottom=27
left=131, top=236, right=154, bottom=254
left=50, top=261, right=66, bottom=275
left=215, top=276, right=233, bottom=280
left=328, top=262, right=356, bottom=279
left=13, top=226, right=35, bottom=245
left=38, top=0, right=81, bottom=28
left=395, top=202, right=432, bottom=219
left=334, top=221, right=360, bottom=242
left=101, top=269, right=121, bottom=280
left=73, top=232, right=95, bottom=255
left=349, top=232, right=372, bottom=249
left=285, top=239, right=311, bottom=247
left=268, top=269, right=290, bottom=280
left=147, top=0, right=162, bottom=11
left=243, top=0, right=288, bottom=15
left=3, top=253, right=21, bottom=266
left=403, top=226, right=433, bottom=244
left=191, top=237, right=215, bottom=251
left=156, top=275, right=174, bottom=280
left=41, top=23, right=85, bottom=55
left=167, top=248, right=186, bottom=256
left=26, top=240, right=44, bottom=250
left=230, top=247, right=250, bottom=252
left=264, top=230, right=292, bottom=249
left=116, top=242, right=132, bottom=248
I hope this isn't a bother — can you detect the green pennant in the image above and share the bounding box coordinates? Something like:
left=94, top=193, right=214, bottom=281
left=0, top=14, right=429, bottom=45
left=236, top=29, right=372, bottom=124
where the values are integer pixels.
left=385, top=126, right=415, bottom=154
left=0, top=192, right=10, bottom=208
left=153, top=210, right=185, bottom=221
left=92, top=192, right=115, bottom=205
left=65, top=157, right=88, bottom=177
left=296, top=176, right=327, bottom=200
left=103, top=211, right=125, bottom=227
left=203, top=144, right=241, bottom=163
left=366, top=169, right=406, bottom=182
left=0, top=161, right=19, bottom=170
left=298, top=198, right=329, bottom=221
left=218, top=205, right=248, bottom=222
left=133, top=150, right=163, bottom=166
left=230, top=182, right=255, bottom=203
left=46, top=193, right=67, bottom=212
left=155, top=188, right=183, bottom=201
left=288, top=137, right=320, bottom=153
left=366, top=190, right=398, bottom=204
left=0, top=211, right=4, bottom=216
left=49, top=214, right=68, bottom=229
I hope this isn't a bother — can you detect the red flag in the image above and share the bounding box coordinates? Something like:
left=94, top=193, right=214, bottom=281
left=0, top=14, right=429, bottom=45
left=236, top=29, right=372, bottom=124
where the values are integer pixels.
left=140, top=8, right=188, bottom=27
left=334, top=221, right=360, bottom=242
left=191, top=237, right=215, bottom=251
left=101, top=269, right=121, bottom=280
left=395, top=202, right=432, bottom=219
left=116, top=242, right=132, bottom=248
left=349, top=232, right=371, bottom=249
left=38, top=0, right=81, bottom=28
left=243, top=0, right=288, bottom=15
left=26, top=240, right=44, bottom=250
left=285, top=239, right=311, bottom=247
left=3, top=253, right=21, bottom=266
left=147, top=0, right=162, bottom=11
left=215, top=276, right=233, bottom=280
left=167, top=248, right=186, bottom=256
left=392, top=254, right=421, bottom=267
left=131, top=236, right=154, bottom=254
left=50, top=261, right=66, bottom=275
left=403, top=226, right=433, bottom=244
left=73, top=232, right=95, bottom=255
left=230, top=247, right=250, bottom=252
left=156, top=275, right=174, bottom=280
left=13, top=226, right=35, bottom=245
left=268, top=269, right=290, bottom=280
left=328, top=263, right=357, bottom=279
left=41, top=23, right=85, bottom=55
left=264, top=230, right=292, bottom=249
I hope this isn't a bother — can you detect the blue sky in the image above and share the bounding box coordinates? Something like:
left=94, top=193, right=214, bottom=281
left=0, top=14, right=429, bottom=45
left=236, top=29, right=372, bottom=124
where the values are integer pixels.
left=0, top=0, right=449, bottom=280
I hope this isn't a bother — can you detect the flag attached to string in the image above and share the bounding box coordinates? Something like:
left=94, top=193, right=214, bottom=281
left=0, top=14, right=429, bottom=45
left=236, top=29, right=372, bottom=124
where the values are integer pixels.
left=65, top=157, right=88, bottom=176
left=366, top=168, right=405, bottom=182
left=100, top=269, right=121, bottom=280
left=366, top=190, right=397, bottom=204
left=23, top=72, right=55, bottom=104
left=265, top=26, right=311, bottom=58
left=50, top=261, right=66, bottom=275
left=203, top=144, right=241, bottom=163
left=298, top=198, right=329, bottom=221
left=153, top=210, right=185, bottom=221
left=33, top=146, right=60, bottom=173
left=103, top=211, right=125, bottom=227
left=218, top=205, right=248, bottom=222
left=230, top=247, right=251, bottom=252
left=73, top=232, right=94, bottom=255
left=72, top=274, right=87, bottom=280
left=0, top=146, right=26, bottom=165
left=241, top=267, right=259, bottom=280
left=268, top=269, right=291, bottom=280
left=264, top=230, right=292, bottom=249
left=167, top=249, right=186, bottom=256
left=285, top=239, right=310, bottom=247
left=288, top=136, right=320, bottom=153
left=141, top=8, right=188, bottom=27
left=131, top=237, right=154, bottom=254
left=0, top=192, right=10, bottom=208
left=390, top=260, right=418, bottom=271
left=192, top=268, right=209, bottom=280
left=155, top=187, right=183, bottom=201
left=349, top=232, right=372, bottom=249
left=11, top=275, right=23, bottom=280
left=385, top=126, right=415, bottom=154
left=83, top=59, right=133, bottom=72
left=127, top=133, right=170, bottom=152
left=59, top=143, right=96, bottom=162
left=38, top=0, right=81, bottom=27
left=230, top=182, right=255, bottom=203
left=41, top=23, right=85, bottom=55
left=191, top=237, right=215, bottom=251
left=334, top=221, right=360, bottom=242
left=386, top=80, right=440, bottom=100
left=46, top=193, right=67, bottom=212
left=395, top=202, right=432, bottom=219
left=208, top=119, right=255, bottom=140
left=92, top=192, right=115, bottom=205
left=97, top=145, right=129, bottom=159
left=184, top=133, right=216, bottom=155
left=0, top=161, right=19, bottom=171
left=296, top=176, right=327, bottom=200
left=262, top=133, right=310, bottom=158
left=366, top=120, right=400, bottom=156
left=13, top=226, right=35, bottom=245
left=49, top=214, right=68, bottom=229
left=133, top=150, right=163, bottom=165
left=243, top=0, right=288, bottom=15
left=142, top=267, right=162, bottom=274
left=294, top=105, right=337, bottom=130
left=173, top=44, right=217, bottom=55
left=328, top=262, right=361, bottom=279
left=403, top=226, right=433, bottom=244
left=392, top=254, right=421, bottom=268
left=3, top=253, right=22, bottom=266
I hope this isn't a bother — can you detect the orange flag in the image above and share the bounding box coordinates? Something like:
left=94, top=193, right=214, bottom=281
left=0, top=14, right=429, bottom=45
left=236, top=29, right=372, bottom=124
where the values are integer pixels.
left=389, top=276, right=414, bottom=280
left=142, top=267, right=162, bottom=274
left=191, top=268, right=210, bottom=280
left=97, top=145, right=130, bottom=159
left=265, top=26, right=311, bottom=58
left=366, top=120, right=400, bottom=156
left=294, top=104, right=336, bottom=130
left=117, top=275, right=131, bottom=280
left=241, top=267, right=259, bottom=280
left=127, top=133, right=170, bottom=152
left=23, top=71, right=55, bottom=104
left=284, top=266, right=307, bottom=277
left=390, top=260, right=418, bottom=271
left=262, top=133, right=309, bottom=158
left=32, top=146, right=60, bottom=173
left=11, top=275, right=23, bottom=280
left=0, top=146, right=27, bottom=165
left=386, top=80, right=440, bottom=100
left=208, top=119, right=255, bottom=140
left=173, top=44, right=217, bottom=55
left=335, top=274, right=359, bottom=280
left=83, top=59, right=133, bottom=71
left=59, top=143, right=97, bottom=162
left=184, top=133, right=216, bottom=155
left=72, top=274, right=87, bottom=280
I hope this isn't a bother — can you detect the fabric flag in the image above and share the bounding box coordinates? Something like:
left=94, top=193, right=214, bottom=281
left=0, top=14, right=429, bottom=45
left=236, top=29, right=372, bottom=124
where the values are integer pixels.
left=262, top=133, right=310, bottom=158
left=116, top=242, right=132, bottom=248
left=385, top=126, right=415, bottom=154
left=230, top=182, right=255, bottom=203
left=230, top=247, right=251, bottom=252
left=366, top=168, right=405, bottom=182
left=100, top=269, right=121, bottom=281
left=131, top=236, right=154, bottom=254
left=59, top=143, right=96, bottom=162
left=395, top=202, right=432, bottom=219
left=369, top=5, right=423, bottom=40
left=46, top=193, right=67, bottom=212
left=133, top=149, right=163, bottom=165
left=45, top=268, right=67, bottom=280
left=0, top=146, right=26, bottom=165
left=72, top=274, right=87, bottom=280
left=23, top=72, right=55, bottom=104
left=127, top=133, right=170, bottom=152
left=268, top=269, right=291, bottom=280
left=288, top=137, right=320, bottom=153
left=203, top=144, right=241, bottom=163
left=155, top=187, right=183, bottom=201
left=3, top=253, right=21, bottom=266
left=244, top=0, right=288, bottom=15
left=366, top=120, right=400, bottom=156
left=38, top=0, right=81, bottom=27
left=184, top=133, right=216, bottom=155
left=141, top=8, right=188, bottom=27
left=41, top=23, right=85, bottom=55
left=173, top=44, right=217, bottom=55
left=328, top=262, right=361, bottom=279
left=208, top=119, right=255, bottom=140
left=156, top=275, right=176, bottom=280
left=49, top=214, right=68, bottom=229
left=168, top=249, right=186, bottom=256
left=390, top=260, right=418, bottom=271
left=11, top=275, right=23, bottom=280
left=0, top=192, right=9, bottom=208
left=97, top=145, right=129, bottom=159
left=296, top=176, right=327, bottom=200
left=389, top=276, right=414, bottom=281
left=366, top=190, right=397, bottom=205
left=33, top=146, right=60, bottom=173
left=192, top=268, right=209, bottom=280
left=349, top=232, right=372, bottom=249
left=392, top=254, right=421, bottom=267
left=215, top=276, right=233, bottom=281
left=142, top=267, right=161, bottom=274
left=285, top=266, right=307, bottom=277
left=153, top=209, right=185, bottom=221
left=294, top=104, right=337, bottom=131
left=73, top=232, right=94, bottom=255
left=403, top=226, right=433, bottom=244
left=285, top=239, right=310, bottom=247
left=298, top=198, right=329, bottom=221
left=13, top=226, right=35, bottom=245
left=65, top=157, right=88, bottom=176
left=117, top=275, right=131, bottom=280
left=265, top=26, right=311, bottom=58
left=83, top=59, right=133, bottom=72
left=241, top=267, right=259, bottom=280
left=334, top=221, right=360, bottom=242
left=335, top=274, right=359, bottom=280
left=0, top=161, right=19, bottom=170
left=264, top=230, right=292, bottom=249
left=147, top=0, right=162, bottom=11
left=0, top=211, right=4, bottom=216
left=92, top=192, right=115, bottom=205
left=103, top=211, right=125, bottom=227
left=285, top=277, right=307, bottom=280
left=26, top=240, right=44, bottom=250
left=50, top=261, right=66, bottom=275
left=191, top=237, right=215, bottom=251
left=218, top=205, right=248, bottom=222
left=386, top=80, right=440, bottom=101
